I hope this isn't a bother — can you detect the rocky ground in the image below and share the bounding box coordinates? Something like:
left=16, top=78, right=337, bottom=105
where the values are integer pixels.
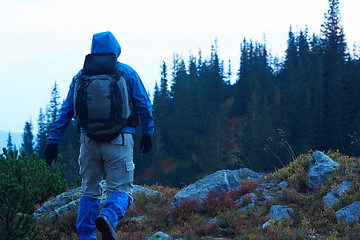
left=34, top=150, right=360, bottom=239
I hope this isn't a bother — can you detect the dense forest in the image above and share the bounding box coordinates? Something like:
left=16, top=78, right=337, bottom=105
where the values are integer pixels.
left=7, top=0, right=360, bottom=187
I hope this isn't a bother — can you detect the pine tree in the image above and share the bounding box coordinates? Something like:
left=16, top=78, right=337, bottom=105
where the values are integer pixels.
left=169, top=57, right=191, bottom=158
left=6, top=132, right=13, bottom=151
left=21, top=120, right=34, bottom=156
left=238, top=41, right=277, bottom=171
left=154, top=61, right=171, bottom=149
left=35, top=82, right=61, bottom=159
left=0, top=149, right=67, bottom=239
left=309, top=34, right=326, bottom=149
left=230, top=39, right=251, bottom=117
left=48, top=81, right=61, bottom=125
left=35, top=108, right=48, bottom=159
left=321, top=0, right=347, bottom=151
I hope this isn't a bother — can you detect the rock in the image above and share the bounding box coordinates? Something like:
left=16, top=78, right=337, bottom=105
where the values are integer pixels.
left=336, top=181, right=353, bottom=196
left=257, top=183, right=275, bottom=196
left=133, top=185, right=161, bottom=196
left=264, top=195, right=275, bottom=203
left=262, top=205, right=294, bottom=229
left=322, top=192, right=339, bottom=208
left=240, top=203, right=255, bottom=212
left=172, top=170, right=241, bottom=209
left=207, top=218, right=223, bottom=227
left=336, top=201, right=360, bottom=225
left=262, top=188, right=270, bottom=196
left=262, top=219, right=275, bottom=229
left=259, top=183, right=275, bottom=189
left=236, top=193, right=257, bottom=206
left=306, top=151, right=340, bottom=189
left=144, top=231, right=174, bottom=240
left=232, top=168, right=265, bottom=182
left=278, top=180, right=288, bottom=189
left=268, top=205, right=294, bottom=221
left=34, top=183, right=161, bottom=220
left=34, top=187, right=82, bottom=220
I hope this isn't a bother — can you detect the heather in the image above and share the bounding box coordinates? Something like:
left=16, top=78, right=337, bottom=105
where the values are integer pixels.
left=33, top=151, right=360, bottom=239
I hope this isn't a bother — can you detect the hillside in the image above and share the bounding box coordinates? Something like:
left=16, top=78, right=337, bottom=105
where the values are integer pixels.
left=33, top=150, right=360, bottom=239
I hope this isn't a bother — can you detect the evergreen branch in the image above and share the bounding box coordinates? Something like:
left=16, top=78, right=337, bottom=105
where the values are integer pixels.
left=21, top=176, right=26, bottom=207
left=0, top=213, right=6, bottom=230
left=1, top=189, right=12, bottom=239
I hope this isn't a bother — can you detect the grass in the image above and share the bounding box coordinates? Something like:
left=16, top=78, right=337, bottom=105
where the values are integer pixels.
left=34, top=151, right=360, bottom=239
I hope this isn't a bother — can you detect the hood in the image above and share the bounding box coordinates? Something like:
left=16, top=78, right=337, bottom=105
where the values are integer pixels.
left=90, top=31, right=121, bottom=58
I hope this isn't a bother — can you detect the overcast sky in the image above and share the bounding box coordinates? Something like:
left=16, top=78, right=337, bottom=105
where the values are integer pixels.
left=0, top=0, right=359, bottom=134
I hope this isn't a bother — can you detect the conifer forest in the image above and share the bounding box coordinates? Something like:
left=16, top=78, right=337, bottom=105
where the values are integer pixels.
left=7, top=0, right=360, bottom=188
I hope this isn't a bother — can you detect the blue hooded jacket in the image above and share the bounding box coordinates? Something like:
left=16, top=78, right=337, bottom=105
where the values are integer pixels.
left=47, top=31, right=154, bottom=144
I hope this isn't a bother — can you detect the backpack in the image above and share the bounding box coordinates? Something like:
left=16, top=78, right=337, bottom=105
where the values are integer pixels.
left=74, top=53, right=132, bottom=142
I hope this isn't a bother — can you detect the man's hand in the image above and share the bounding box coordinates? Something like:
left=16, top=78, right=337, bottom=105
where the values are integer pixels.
left=44, top=143, right=58, bottom=167
left=139, top=135, right=152, bottom=154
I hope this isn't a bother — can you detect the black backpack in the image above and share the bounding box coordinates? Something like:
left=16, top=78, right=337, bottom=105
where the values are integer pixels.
left=74, top=53, right=132, bottom=142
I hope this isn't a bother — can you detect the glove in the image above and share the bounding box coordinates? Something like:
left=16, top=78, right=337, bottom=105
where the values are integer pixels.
left=44, top=143, right=58, bottom=167
left=139, top=135, right=152, bottom=154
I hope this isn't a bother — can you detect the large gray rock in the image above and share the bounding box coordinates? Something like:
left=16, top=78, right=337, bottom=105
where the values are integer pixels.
left=172, top=169, right=241, bottom=209
left=306, top=151, right=340, bottom=189
left=133, top=185, right=162, bottom=196
left=34, top=183, right=161, bottom=220
left=34, top=187, right=82, bottom=220
left=336, top=201, right=360, bottom=225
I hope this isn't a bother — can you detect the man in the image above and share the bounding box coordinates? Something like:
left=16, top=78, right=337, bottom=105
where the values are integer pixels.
left=44, top=31, right=154, bottom=240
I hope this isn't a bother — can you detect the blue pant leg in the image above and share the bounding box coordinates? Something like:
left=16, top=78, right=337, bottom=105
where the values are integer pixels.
left=76, top=196, right=101, bottom=240
left=99, top=192, right=129, bottom=229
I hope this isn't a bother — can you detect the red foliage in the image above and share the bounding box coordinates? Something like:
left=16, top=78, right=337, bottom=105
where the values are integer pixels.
left=201, top=181, right=259, bottom=217
left=203, top=190, right=237, bottom=217
left=199, top=223, right=219, bottom=236
left=229, top=181, right=259, bottom=200
left=171, top=199, right=200, bottom=222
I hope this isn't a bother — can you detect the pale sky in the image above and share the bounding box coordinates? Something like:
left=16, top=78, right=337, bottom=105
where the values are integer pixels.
left=1, top=0, right=359, bottom=134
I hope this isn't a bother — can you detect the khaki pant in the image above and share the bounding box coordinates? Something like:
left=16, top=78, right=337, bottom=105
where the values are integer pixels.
left=78, top=133, right=135, bottom=202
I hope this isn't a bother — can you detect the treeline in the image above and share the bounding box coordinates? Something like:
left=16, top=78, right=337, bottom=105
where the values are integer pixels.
left=137, top=0, right=360, bottom=186
left=8, top=0, right=360, bottom=188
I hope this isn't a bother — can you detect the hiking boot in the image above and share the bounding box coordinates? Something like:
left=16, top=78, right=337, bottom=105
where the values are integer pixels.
left=95, top=214, right=118, bottom=240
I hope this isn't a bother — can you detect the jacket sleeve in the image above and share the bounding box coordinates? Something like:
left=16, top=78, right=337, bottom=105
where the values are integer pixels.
left=46, top=74, right=78, bottom=144
left=121, top=64, right=154, bottom=136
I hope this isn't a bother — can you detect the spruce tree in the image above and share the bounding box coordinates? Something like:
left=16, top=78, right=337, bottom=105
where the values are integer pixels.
left=6, top=132, right=13, bottom=151
left=35, top=108, right=48, bottom=159
left=230, top=39, right=251, bottom=117
left=309, top=34, right=326, bottom=149
left=48, top=81, right=61, bottom=126
left=238, top=42, right=277, bottom=171
left=35, top=82, right=61, bottom=159
left=321, top=0, right=347, bottom=151
left=21, top=121, right=34, bottom=156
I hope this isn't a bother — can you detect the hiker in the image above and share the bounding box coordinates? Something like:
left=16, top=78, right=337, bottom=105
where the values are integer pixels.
left=44, top=31, right=154, bottom=240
